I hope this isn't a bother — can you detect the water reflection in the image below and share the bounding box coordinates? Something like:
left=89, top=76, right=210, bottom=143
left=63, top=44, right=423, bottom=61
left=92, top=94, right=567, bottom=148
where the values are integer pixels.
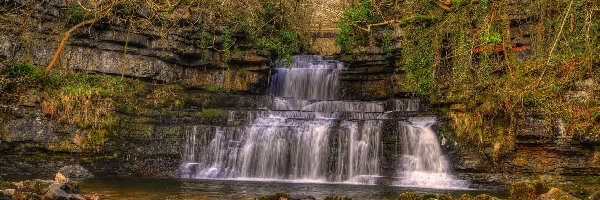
left=80, top=178, right=504, bottom=200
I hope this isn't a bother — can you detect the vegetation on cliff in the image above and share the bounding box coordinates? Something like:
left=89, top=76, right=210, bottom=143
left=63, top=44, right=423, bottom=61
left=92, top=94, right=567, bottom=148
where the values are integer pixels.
left=336, top=0, right=599, bottom=157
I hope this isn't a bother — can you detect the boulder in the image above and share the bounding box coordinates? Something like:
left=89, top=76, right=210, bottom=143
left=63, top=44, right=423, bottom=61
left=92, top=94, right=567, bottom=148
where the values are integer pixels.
left=397, top=192, right=423, bottom=200
left=43, top=184, right=70, bottom=200
left=588, top=191, right=600, bottom=200
left=324, top=196, right=352, bottom=200
left=58, top=165, right=94, bottom=179
left=536, top=188, right=579, bottom=200
left=0, top=189, right=14, bottom=200
left=510, top=180, right=550, bottom=200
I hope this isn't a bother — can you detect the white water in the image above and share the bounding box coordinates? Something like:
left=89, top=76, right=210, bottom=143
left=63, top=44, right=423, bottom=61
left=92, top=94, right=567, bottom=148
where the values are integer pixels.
left=180, top=55, right=469, bottom=189
left=394, top=117, right=470, bottom=189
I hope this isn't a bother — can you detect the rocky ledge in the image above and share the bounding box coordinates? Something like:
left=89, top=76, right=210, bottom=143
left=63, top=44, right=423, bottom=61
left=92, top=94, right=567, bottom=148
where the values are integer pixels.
left=0, top=172, right=98, bottom=200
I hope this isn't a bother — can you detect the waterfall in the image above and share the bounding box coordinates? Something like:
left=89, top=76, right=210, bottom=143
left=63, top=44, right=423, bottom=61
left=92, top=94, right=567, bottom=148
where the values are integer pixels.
left=395, top=117, right=470, bottom=189
left=180, top=55, right=469, bottom=189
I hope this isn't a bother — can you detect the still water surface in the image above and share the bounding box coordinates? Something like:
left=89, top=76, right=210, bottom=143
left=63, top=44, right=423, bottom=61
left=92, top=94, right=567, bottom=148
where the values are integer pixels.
left=80, top=178, right=505, bottom=200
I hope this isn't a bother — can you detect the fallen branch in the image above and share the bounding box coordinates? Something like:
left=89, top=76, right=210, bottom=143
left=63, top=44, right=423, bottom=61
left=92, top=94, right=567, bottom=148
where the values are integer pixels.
left=44, top=17, right=100, bottom=75
left=44, top=0, right=124, bottom=76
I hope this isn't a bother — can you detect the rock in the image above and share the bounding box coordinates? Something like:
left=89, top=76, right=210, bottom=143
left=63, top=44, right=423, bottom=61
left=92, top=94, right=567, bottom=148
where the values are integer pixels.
left=473, top=194, right=501, bottom=200
left=0, top=189, right=14, bottom=200
left=537, top=188, right=579, bottom=200
left=43, top=183, right=70, bottom=200
left=397, top=192, right=423, bottom=200
left=438, top=193, right=454, bottom=200
left=58, top=165, right=94, bottom=179
left=54, top=172, right=69, bottom=184
left=510, top=180, right=550, bottom=200
left=260, top=193, right=289, bottom=200
left=17, top=179, right=53, bottom=194
left=324, top=196, right=352, bottom=200
left=588, top=191, right=600, bottom=200
left=0, top=181, right=14, bottom=190
left=13, top=191, right=39, bottom=200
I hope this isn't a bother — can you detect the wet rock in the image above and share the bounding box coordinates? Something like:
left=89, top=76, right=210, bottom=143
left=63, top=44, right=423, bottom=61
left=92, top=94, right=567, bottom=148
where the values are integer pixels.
left=260, top=193, right=289, bottom=200
left=438, top=193, right=454, bottom=200
left=0, top=189, right=14, bottom=200
left=510, top=180, right=550, bottom=200
left=43, top=183, right=70, bottom=200
left=588, top=191, right=600, bottom=200
left=473, top=194, right=501, bottom=200
left=259, top=193, right=316, bottom=200
left=537, top=188, right=579, bottom=200
left=58, top=165, right=94, bottom=179
left=324, top=196, right=352, bottom=200
left=15, top=179, right=53, bottom=194
left=397, top=192, right=423, bottom=200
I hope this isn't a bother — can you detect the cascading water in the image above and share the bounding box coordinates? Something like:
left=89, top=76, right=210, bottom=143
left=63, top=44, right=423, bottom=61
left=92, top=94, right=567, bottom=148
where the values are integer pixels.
left=180, top=55, right=469, bottom=189
left=395, top=117, right=470, bottom=189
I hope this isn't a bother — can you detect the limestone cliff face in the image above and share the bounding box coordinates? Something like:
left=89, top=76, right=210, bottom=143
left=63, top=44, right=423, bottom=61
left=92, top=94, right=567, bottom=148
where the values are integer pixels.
left=0, top=0, right=272, bottom=93
left=0, top=0, right=598, bottom=192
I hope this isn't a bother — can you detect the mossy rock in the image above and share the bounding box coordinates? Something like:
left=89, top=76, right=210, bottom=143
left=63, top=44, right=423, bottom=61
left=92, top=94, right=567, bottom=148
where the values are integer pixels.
left=473, top=194, right=500, bottom=200
left=17, top=179, right=53, bottom=194
left=438, top=193, right=454, bottom=200
left=0, top=181, right=15, bottom=190
left=14, top=191, right=41, bottom=200
left=537, top=188, right=578, bottom=200
left=324, top=196, right=352, bottom=200
left=260, top=193, right=289, bottom=200
left=509, top=180, right=549, bottom=200
left=397, top=192, right=423, bottom=200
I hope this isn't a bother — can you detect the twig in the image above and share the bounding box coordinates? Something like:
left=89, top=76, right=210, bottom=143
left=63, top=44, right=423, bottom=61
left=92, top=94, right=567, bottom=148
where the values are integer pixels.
left=535, top=0, right=574, bottom=86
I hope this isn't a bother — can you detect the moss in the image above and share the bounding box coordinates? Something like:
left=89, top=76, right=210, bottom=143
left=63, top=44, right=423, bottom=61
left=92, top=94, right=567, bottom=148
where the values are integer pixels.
left=0, top=181, right=15, bottom=190
left=65, top=5, right=96, bottom=24
left=509, top=180, right=549, bottom=200
left=204, top=85, right=222, bottom=93
left=259, top=193, right=289, bottom=200
left=397, top=192, right=424, bottom=200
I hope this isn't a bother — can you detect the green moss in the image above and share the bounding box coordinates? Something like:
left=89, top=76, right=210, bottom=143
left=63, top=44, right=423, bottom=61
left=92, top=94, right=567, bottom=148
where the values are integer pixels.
left=223, top=26, right=234, bottom=68
left=0, top=181, right=15, bottom=190
left=199, top=108, right=226, bottom=118
left=65, top=5, right=96, bottom=24
left=204, top=85, right=222, bottom=93
left=509, top=180, right=549, bottom=200
left=335, top=0, right=379, bottom=52
left=397, top=192, right=424, bottom=200
left=259, top=193, right=289, bottom=200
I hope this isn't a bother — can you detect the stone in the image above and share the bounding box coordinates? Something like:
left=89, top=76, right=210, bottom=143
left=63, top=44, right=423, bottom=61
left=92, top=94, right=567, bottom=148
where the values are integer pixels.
left=510, top=180, right=550, bottom=200
left=259, top=193, right=289, bottom=200
left=54, top=172, right=69, bottom=184
left=0, top=189, right=14, bottom=200
left=324, top=196, right=352, bottom=200
left=397, top=192, right=423, bottom=200
left=58, top=165, right=94, bottom=179
left=537, top=188, right=579, bottom=200
left=43, top=183, right=70, bottom=200
left=588, top=191, right=600, bottom=200
left=17, top=179, right=53, bottom=194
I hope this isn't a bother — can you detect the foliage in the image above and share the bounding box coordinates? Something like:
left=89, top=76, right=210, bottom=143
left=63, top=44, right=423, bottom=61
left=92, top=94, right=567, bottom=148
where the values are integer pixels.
left=2, top=63, right=144, bottom=152
left=335, top=0, right=379, bottom=52
left=335, top=0, right=599, bottom=157
left=222, top=26, right=234, bottom=68
left=65, top=5, right=96, bottom=24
